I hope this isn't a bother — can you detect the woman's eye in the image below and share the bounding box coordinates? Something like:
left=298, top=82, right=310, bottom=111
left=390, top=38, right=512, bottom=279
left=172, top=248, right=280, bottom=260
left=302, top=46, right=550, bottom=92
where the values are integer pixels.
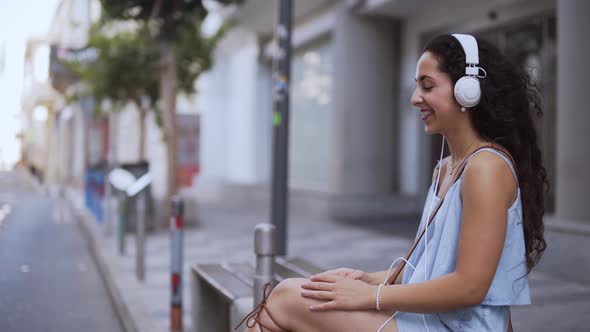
left=423, top=86, right=433, bottom=91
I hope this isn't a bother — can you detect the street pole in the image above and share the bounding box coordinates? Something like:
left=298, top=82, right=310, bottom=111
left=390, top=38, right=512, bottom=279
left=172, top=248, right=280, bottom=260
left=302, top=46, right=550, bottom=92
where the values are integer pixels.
left=270, top=0, right=292, bottom=257
left=104, top=175, right=113, bottom=236
left=104, top=111, right=117, bottom=236
left=118, top=193, right=127, bottom=255
left=136, top=190, right=146, bottom=282
left=170, top=196, right=184, bottom=332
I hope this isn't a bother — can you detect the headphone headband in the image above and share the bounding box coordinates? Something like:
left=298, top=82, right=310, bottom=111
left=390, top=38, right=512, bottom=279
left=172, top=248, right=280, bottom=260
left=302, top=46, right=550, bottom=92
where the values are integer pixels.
left=451, top=33, right=484, bottom=108
left=452, top=33, right=481, bottom=76
left=452, top=33, right=479, bottom=65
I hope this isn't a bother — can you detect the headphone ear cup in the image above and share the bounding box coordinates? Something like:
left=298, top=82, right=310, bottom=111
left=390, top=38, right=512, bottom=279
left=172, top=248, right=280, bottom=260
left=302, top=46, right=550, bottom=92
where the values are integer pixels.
left=454, top=76, right=481, bottom=108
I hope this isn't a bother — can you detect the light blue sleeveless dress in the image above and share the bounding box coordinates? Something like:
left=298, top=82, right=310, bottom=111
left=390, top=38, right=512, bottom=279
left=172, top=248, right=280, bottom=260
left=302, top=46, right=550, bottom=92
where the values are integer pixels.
left=395, top=148, right=531, bottom=331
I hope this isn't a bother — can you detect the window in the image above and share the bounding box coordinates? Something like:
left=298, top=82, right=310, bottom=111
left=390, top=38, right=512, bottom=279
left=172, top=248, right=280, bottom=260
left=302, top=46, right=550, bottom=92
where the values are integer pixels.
left=289, top=38, right=333, bottom=191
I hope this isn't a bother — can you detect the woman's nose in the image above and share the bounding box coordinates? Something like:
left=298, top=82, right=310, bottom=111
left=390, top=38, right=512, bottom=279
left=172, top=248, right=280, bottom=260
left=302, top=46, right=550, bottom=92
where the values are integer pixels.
left=411, top=88, right=423, bottom=107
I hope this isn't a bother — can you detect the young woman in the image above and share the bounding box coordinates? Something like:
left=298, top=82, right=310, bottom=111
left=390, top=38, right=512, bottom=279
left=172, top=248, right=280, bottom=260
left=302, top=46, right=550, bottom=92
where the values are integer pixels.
left=239, top=33, right=548, bottom=332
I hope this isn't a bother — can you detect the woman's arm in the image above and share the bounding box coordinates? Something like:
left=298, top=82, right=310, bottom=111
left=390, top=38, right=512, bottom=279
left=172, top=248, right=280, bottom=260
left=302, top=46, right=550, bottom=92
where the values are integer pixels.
left=354, top=159, right=451, bottom=286
left=311, top=269, right=391, bottom=285
left=379, top=272, right=486, bottom=312
left=379, top=152, right=516, bottom=312
left=302, top=153, right=517, bottom=313
left=365, top=270, right=390, bottom=285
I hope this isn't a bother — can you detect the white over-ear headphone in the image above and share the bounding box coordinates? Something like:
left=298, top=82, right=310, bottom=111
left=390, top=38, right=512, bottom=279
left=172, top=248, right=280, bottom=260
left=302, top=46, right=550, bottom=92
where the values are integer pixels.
left=451, top=33, right=487, bottom=108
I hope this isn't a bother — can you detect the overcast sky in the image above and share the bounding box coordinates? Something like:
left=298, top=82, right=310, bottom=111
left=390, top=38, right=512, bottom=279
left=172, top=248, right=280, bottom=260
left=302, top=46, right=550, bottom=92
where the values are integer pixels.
left=0, top=0, right=59, bottom=168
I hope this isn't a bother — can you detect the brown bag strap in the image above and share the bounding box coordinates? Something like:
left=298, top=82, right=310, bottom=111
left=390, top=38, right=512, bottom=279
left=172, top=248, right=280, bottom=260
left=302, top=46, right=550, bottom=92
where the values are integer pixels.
left=386, top=143, right=515, bottom=285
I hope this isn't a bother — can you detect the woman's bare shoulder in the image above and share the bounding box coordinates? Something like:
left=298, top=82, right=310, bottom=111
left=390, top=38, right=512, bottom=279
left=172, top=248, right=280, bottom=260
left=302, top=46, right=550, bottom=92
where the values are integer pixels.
left=461, top=151, right=517, bottom=207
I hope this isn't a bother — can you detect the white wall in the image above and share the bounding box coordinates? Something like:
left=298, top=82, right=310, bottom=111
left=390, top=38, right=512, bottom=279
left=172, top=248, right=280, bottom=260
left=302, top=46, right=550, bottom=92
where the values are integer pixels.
left=48, top=0, right=98, bottom=49
left=330, top=4, right=398, bottom=195
left=201, top=3, right=399, bottom=196
left=198, top=69, right=228, bottom=180
left=113, top=104, right=141, bottom=164
left=199, top=27, right=272, bottom=186
left=56, top=111, right=72, bottom=183
left=226, top=33, right=259, bottom=183
left=199, top=0, right=556, bottom=200
left=255, top=62, right=273, bottom=183
left=555, top=0, right=590, bottom=221
left=199, top=5, right=343, bottom=191
left=29, top=112, right=48, bottom=170
left=71, top=105, right=86, bottom=185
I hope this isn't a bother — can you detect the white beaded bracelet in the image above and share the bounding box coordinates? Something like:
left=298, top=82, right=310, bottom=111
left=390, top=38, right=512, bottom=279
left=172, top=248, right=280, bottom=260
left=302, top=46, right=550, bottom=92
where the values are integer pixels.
left=376, top=283, right=384, bottom=311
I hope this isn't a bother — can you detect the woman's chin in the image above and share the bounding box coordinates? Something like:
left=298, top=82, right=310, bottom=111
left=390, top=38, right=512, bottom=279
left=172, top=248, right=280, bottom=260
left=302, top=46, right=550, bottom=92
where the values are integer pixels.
left=424, top=125, right=439, bottom=135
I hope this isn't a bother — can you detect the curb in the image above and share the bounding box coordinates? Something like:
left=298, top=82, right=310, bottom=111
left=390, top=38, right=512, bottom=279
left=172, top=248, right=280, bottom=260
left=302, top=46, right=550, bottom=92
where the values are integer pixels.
left=545, top=215, right=590, bottom=236
left=67, top=192, right=140, bottom=332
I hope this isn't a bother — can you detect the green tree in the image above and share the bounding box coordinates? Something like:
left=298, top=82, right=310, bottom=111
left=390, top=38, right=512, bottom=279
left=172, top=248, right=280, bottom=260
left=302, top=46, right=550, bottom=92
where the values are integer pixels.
left=99, top=0, right=240, bottom=198
left=68, top=0, right=239, bottom=198
left=65, top=24, right=159, bottom=161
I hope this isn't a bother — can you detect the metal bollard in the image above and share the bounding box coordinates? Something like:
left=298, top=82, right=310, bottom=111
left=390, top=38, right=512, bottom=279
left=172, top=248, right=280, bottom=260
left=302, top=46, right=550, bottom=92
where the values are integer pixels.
left=104, top=177, right=113, bottom=236
left=254, top=223, right=276, bottom=306
left=118, top=194, right=127, bottom=255
left=170, top=196, right=184, bottom=332
left=136, top=191, right=146, bottom=282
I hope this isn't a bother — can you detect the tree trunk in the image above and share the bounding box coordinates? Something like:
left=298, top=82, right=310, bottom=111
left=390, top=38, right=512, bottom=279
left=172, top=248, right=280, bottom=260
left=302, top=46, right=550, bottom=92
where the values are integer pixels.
left=160, top=39, right=178, bottom=200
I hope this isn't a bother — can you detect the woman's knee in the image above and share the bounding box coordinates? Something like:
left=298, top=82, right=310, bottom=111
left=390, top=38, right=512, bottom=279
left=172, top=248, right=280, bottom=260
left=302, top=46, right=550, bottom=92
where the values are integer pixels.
left=263, top=278, right=309, bottom=328
left=268, top=278, right=308, bottom=311
left=272, top=278, right=307, bottom=298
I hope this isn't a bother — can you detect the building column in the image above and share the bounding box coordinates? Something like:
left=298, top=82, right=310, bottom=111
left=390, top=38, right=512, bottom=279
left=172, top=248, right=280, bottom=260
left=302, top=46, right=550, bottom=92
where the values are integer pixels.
left=331, top=5, right=399, bottom=195
left=555, top=0, right=590, bottom=221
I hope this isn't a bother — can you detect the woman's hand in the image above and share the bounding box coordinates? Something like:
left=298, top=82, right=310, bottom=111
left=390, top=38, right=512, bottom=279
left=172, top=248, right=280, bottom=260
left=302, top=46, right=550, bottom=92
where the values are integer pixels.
left=310, top=268, right=372, bottom=284
left=300, top=274, right=376, bottom=311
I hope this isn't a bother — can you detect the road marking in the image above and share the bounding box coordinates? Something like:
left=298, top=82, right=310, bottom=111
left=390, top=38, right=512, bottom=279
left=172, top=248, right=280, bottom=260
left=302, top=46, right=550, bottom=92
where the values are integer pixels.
left=0, top=204, right=11, bottom=227
left=52, top=208, right=61, bottom=223
left=20, top=265, right=30, bottom=273
left=0, top=194, right=14, bottom=202
left=62, top=206, right=72, bottom=224
left=52, top=202, right=73, bottom=225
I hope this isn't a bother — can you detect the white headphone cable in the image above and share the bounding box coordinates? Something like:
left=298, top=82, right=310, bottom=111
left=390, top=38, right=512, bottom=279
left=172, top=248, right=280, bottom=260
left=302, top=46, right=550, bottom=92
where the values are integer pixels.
left=421, top=135, right=445, bottom=331
left=376, top=136, right=445, bottom=332
left=376, top=257, right=415, bottom=332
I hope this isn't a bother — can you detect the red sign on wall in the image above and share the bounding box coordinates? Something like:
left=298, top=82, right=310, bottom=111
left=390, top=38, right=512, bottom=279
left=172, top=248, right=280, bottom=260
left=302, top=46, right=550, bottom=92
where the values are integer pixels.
left=176, top=114, right=200, bottom=187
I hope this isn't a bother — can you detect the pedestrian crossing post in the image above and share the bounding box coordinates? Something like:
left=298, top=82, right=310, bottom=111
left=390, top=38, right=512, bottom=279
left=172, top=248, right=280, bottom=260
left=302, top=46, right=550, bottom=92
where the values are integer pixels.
left=170, top=196, right=184, bottom=332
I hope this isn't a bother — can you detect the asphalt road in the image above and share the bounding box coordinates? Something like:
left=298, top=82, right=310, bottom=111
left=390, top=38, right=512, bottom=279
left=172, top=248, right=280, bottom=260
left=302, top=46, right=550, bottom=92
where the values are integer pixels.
left=0, top=170, right=124, bottom=332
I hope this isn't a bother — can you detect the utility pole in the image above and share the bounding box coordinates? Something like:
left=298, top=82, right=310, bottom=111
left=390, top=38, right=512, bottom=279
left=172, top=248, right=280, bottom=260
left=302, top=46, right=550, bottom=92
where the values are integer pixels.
left=104, top=110, right=117, bottom=236
left=270, top=0, right=292, bottom=256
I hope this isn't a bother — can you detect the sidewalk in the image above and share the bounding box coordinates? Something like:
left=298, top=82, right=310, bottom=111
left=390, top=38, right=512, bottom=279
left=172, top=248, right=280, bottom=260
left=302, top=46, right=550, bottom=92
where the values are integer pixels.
left=65, top=188, right=590, bottom=332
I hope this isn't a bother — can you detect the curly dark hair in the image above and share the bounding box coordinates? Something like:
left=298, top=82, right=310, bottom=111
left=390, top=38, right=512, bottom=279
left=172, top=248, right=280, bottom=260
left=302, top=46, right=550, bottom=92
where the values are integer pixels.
left=423, top=34, right=548, bottom=272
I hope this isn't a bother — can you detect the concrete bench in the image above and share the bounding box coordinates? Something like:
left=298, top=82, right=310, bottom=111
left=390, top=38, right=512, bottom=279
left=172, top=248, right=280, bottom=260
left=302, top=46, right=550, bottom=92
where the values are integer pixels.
left=191, top=256, right=323, bottom=332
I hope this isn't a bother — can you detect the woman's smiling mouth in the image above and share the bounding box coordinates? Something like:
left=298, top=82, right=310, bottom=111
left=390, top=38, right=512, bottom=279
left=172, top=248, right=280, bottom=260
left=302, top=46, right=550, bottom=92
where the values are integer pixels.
left=420, top=109, right=433, bottom=121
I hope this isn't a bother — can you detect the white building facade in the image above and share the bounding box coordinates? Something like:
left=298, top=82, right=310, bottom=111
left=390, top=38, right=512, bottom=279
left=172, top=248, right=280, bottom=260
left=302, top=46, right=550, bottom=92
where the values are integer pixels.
left=198, top=0, right=589, bottom=224
left=36, top=0, right=201, bottom=224
left=20, top=0, right=100, bottom=187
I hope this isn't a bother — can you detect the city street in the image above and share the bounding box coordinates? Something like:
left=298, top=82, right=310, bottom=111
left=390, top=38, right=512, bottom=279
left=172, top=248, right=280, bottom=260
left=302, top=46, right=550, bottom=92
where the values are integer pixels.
left=0, top=170, right=123, bottom=332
